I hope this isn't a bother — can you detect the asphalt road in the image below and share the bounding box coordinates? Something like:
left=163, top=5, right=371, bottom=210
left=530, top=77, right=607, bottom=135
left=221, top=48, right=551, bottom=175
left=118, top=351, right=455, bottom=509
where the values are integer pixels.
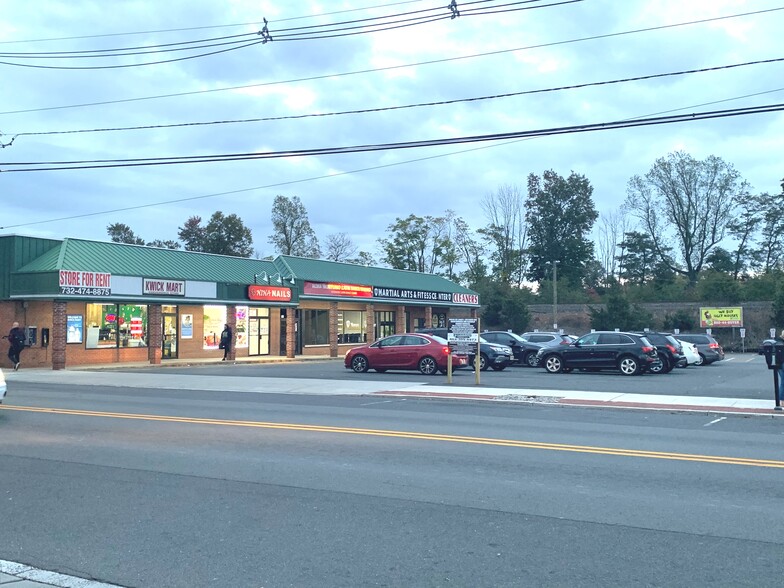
left=117, top=352, right=775, bottom=400
left=1, top=376, right=783, bottom=587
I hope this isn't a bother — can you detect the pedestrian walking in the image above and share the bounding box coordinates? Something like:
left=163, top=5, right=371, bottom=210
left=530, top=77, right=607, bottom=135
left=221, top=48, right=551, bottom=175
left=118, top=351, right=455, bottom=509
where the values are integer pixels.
left=5, top=321, right=25, bottom=370
left=219, top=323, right=232, bottom=361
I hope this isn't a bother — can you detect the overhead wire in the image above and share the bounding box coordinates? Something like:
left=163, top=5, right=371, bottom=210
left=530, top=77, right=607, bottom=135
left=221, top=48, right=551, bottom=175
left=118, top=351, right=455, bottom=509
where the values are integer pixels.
left=0, top=1, right=567, bottom=69
left=1, top=88, right=781, bottom=230
left=3, top=56, right=781, bottom=145
left=1, top=6, right=779, bottom=115
left=2, top=103, right=782, bottom=173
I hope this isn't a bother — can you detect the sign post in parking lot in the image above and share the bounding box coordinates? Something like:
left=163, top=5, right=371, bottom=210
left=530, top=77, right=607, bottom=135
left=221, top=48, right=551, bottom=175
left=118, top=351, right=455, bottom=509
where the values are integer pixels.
left=448, top=318, right=480, bottom=384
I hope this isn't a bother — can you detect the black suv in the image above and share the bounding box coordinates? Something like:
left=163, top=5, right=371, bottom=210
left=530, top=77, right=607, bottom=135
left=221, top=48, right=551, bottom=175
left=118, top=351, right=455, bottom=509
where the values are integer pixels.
left=415, top=328, right=513, bottom=371
left=630, top=331, right=685, bottom=374
left=536, top=331, right=658, bottom=376
left=481, top=331, right=543, bottom=367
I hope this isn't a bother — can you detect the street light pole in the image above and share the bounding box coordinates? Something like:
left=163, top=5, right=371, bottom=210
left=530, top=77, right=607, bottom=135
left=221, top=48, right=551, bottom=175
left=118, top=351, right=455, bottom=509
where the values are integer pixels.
left=553, top=260, right=560, bottom=331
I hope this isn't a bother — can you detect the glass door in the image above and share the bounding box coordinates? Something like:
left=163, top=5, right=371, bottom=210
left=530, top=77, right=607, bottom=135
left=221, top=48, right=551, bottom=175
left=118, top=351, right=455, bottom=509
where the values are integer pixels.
left=162, top=313, right=178, bottom=359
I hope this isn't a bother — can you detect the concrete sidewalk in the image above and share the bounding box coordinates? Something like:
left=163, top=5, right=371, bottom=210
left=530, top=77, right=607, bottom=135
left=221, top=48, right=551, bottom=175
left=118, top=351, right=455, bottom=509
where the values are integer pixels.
left=3, top=362, right=782, bottom=416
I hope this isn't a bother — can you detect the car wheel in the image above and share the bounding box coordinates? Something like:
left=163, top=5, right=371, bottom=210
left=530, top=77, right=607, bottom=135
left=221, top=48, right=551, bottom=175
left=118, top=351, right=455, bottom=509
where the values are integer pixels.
left=649, top=355, right=669, bottom=374
left=351, top=355, right=369, bottom=373
left=524, top=352, right=538, bottom=367
left=695, top=353, right=706, bottom=366
left=474, top=354, right=489, bottom=371
left=618, top=356, right=641, bottom=376
left=543, top=355, right=563, bottom=373
left=418, top=356, right=438, bottom=375
left=491, top=364, right=506, bottom=371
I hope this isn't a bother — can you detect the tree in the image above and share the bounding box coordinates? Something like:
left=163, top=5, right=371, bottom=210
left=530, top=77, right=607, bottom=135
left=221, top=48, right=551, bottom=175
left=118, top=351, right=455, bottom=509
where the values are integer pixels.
left=478, top=185, right=527, bottom=286
left=379, top=214, right=451, bottom=274
left=324, top=233, right=357, bottom=262
left=751, top=190, right=784, bottom=273
left=726, top=193, right=763, bottom=279
left=107, top=223, right=144, bottom=245
left=178, top=212, right=253, bottom=257
left=595, top=209, right=630, bottom=284
left=618, top=231, right=672, bottom=286
left=348, top=251, right=376, bottom=266
left=525, top=170, right=599, bottom=286
left=625, top=151, right=746, bottom=285
left=268, top=195, right=320, bottom=258
left=178, top=216, right=205, bottom=251
left=588, top=286, right=652, bottom=331
left=453, top=216, right=487, bottom=287
left=147, top=239, right=180, bottom=250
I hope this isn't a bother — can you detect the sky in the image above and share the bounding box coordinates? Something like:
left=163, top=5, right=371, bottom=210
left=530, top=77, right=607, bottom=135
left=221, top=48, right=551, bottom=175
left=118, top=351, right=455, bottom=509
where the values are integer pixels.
left=1, top=0, right=782, bottom=262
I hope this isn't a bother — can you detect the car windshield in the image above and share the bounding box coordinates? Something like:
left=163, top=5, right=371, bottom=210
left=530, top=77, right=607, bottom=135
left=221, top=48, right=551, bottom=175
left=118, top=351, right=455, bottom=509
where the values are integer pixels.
left=640, top=336, right=653, bottom=347
left=430, top=335, right=447, bottom=344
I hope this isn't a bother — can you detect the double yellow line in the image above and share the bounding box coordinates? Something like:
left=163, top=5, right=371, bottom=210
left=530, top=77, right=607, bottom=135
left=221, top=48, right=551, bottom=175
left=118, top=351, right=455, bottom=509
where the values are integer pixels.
left=3, top=404, right=783, bottom=468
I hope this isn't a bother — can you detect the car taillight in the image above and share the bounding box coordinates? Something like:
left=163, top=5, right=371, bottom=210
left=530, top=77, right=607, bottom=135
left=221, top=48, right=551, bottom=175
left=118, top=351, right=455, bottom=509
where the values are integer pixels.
left=709, top=342, right=719, bottom=348
left=442, top=346, right=450, bottom=355
left=642, top=346, right=654, bottom=353
left=560, top=340, right=570, bottom=345
left=666, top=344, right=676, bottom=353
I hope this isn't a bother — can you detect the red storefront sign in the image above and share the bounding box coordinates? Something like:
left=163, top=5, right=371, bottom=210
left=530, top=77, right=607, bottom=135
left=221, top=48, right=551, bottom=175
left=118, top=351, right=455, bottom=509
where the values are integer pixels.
left=304, top=281, right=372, bottom=298
left=452, top=293, right=479, bottom=304
left=247, top=285, right=292, bottom=302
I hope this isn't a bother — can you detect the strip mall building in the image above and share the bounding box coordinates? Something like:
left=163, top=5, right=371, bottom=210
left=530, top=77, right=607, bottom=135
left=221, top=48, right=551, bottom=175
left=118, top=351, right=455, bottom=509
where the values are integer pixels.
left=0, top=235, right=480, bottom=369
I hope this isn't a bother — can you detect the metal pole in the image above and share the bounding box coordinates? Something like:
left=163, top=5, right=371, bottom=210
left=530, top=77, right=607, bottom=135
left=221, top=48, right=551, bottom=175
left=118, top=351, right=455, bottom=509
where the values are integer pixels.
left=553, top=262, right=557, bottom=328
left=775, top=366, right=782, bottom=410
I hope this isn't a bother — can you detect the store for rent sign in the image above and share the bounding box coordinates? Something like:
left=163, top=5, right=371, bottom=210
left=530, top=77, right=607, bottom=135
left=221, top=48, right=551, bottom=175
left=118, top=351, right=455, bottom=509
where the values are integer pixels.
left=59, top=270, right=112, bottom=296
left=143, top=278, right=185, bottom=296
left=700, top=307, right=743, bottom=328
left=247, top=285, right=292, bottom=301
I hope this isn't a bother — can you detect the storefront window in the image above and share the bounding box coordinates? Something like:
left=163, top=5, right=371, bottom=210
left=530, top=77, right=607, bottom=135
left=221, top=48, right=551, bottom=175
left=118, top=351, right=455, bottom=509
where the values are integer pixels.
left=338, top=310, right=366, bottom=344
left=203, top=305, right=226, bottom=349
left=302, top=309, right=329, bottom=345
left=85, top=303, right=147, bottom=349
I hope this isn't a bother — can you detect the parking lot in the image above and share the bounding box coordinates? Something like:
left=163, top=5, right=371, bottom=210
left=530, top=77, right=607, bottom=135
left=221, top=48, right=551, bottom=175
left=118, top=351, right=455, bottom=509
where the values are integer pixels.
left=134, top=352, right=777, bottom=401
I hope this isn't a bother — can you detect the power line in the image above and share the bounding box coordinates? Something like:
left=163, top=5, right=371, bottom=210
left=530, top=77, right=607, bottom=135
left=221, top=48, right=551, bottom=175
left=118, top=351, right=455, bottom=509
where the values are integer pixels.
left=0, top=1, right=565, bottom=69
left=2, top=103, right=781, bottom=173
left=0, top=0, right=431, bottom=45
left=2, top=89, right=779, bottom=231
left=4, top=56, right=781, bottom=144
left=1, top=6, right=778, bottom=115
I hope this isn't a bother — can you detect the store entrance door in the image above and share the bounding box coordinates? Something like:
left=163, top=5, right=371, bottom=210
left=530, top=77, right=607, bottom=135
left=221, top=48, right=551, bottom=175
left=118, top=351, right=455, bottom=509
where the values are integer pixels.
left=248, top=316, right=270, bottom=356
left=162, top=313, right=178, bottom=359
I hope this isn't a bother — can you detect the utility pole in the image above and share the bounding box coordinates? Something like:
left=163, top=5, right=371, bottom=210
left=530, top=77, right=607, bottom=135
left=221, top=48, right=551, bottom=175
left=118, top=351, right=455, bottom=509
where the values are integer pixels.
left=553, top=260, right=559, bottom=331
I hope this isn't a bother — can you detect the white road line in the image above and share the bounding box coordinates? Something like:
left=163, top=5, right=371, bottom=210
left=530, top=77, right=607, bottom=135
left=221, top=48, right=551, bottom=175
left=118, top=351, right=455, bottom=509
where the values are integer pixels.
left=0, top=559, right=127, bottom=587
left=704, top=416, right=727, bottom=427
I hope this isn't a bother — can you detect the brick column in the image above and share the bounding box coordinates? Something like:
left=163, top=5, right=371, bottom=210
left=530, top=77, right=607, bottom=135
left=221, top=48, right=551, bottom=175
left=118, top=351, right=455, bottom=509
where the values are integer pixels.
left=52, top=301, right=67, bottom=370
left=227, top=304, right=237, bottom=361
left=286, top=308, right=296, bottom=358
left=425, top=306, right=433, bottom=328
left=396, top=305, right=406, bottom=333
left=148, top=304, right=162, bottom=365
left=329, top=302, right=338, bottom=357
left=365, top=303, right=375, bottom=343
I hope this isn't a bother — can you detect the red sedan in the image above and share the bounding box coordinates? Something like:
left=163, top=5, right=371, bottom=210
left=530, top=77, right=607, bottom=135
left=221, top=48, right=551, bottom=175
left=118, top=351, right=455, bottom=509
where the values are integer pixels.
left=344, top=333, right=468, bottom=375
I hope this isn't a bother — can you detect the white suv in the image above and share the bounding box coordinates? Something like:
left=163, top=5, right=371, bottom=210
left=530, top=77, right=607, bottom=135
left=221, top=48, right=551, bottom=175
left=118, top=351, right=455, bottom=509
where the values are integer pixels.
left=0, top=369, right=6, bottom=403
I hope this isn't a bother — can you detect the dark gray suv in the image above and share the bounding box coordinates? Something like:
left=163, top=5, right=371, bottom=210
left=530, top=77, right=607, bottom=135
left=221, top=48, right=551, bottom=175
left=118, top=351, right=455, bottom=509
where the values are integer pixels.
left=536, top=331, right=658, bottom=376
left=675, top=334, right=725, bottom=365
left=415, top=328, right=513, bottom=371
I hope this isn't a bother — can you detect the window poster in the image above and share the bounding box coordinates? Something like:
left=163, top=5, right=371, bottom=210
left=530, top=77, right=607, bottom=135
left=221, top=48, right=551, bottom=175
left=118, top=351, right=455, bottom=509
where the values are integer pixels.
left=203, top=305, right=226, bottom=349
left=181, top=314, right=193, bottom=339
left=66, top=314, right=83, bottom=344
left=235, top=306, right=249, bottom=348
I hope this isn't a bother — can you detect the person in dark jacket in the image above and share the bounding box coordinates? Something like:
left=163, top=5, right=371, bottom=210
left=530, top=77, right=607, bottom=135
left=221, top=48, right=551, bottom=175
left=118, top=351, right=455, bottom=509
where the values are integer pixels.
left=219, top=323, right=232, bottom=361
left=5, top=322, right=25, bottom=371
